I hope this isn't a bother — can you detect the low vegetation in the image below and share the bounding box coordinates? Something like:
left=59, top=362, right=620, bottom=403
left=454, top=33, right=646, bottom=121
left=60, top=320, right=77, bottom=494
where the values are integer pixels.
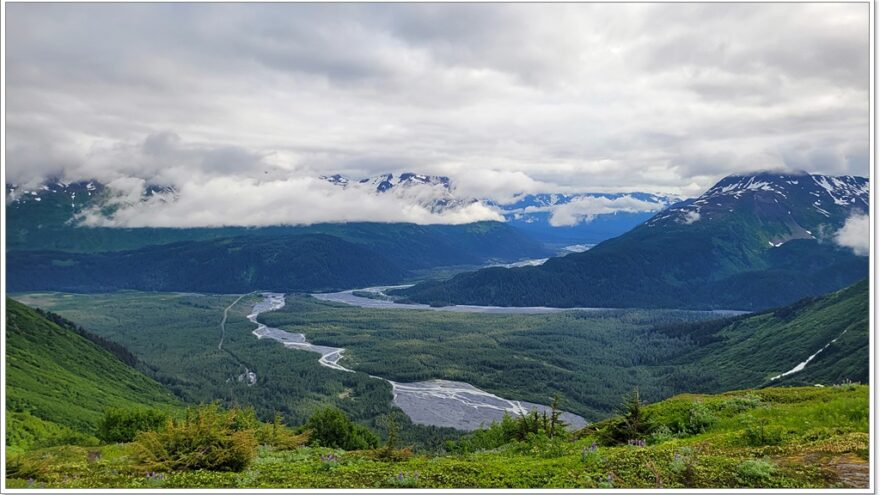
left=6, top=385, right=868, bottom=489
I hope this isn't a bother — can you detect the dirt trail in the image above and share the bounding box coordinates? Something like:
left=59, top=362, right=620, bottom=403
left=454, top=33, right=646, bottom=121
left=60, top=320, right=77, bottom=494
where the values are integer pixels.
left=219, top=292, right=255, bottom=351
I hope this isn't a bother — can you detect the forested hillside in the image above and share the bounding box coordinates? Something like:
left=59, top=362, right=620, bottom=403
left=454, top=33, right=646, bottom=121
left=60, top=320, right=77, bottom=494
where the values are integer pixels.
left=7, top=234, right=411, bottom=293
left=5, top=299, right=176, bottom=449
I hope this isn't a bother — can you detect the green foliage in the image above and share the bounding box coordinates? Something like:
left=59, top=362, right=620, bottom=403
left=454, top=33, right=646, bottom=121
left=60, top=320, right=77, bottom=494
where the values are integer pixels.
left=669, top=447, right=698, bottom=487
left=132, top=404, right=258, bottom=472
left=305, top=407, right=379, bottom=451
left=684, top=402, right=716, bottom=434
left=447, top=414, right=520, bottom=454
left=736, top=458, right=776, bottom=485
left=5, top=298, right=176, bottom=448
left=597, top=389, right=654, bottom=445
left=5, top=412, right=98, bottom=452
left=255, top=413, right=310, bottom=450
left=98, top=408, right=168, bottom=443
left=740, top=416, right=784, bottom=446
left=19, top=278, right=868, bottom=452
left=6, top=385, right=868, bottom=489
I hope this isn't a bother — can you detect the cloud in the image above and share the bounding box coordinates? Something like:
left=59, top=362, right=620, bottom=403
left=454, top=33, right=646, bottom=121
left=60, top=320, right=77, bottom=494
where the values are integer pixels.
left=547, top=195, right=666, bottom=226
left=680, top=210, right=702, bottom=225
left=77, top=176, right=503, bottom=228
left=834, top=213, right=870, bottom=256
left=4, top=3, right=870, bottom=224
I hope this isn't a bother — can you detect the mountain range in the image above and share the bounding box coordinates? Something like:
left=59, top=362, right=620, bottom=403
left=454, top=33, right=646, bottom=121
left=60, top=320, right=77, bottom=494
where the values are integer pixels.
left=319, top=172, right=680, bottom=246
left=6, top=174, right=671, bottom=254
left=395, top=172, right=869, bottom=310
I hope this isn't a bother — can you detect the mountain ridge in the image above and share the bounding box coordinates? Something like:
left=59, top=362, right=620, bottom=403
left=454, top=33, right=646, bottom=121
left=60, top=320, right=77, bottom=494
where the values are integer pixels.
left=394, top=172, right=869, bottom=310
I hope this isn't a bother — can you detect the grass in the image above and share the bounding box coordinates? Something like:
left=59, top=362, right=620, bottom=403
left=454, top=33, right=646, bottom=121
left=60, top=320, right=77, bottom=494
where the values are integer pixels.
left=5, top=385, right=868, bottom=489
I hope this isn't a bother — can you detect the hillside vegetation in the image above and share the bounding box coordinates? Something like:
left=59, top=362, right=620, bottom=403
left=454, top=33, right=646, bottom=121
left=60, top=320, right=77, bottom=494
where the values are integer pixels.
left=16, top=278, right=868, bottom=430
left=6, top=385, right=868, bottom=489
left=5, top=299, right=177, bottom=450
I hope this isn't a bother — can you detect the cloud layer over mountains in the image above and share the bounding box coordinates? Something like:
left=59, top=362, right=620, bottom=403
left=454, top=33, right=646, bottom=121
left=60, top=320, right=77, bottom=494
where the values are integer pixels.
left=6, top=3, right=869, bottom=226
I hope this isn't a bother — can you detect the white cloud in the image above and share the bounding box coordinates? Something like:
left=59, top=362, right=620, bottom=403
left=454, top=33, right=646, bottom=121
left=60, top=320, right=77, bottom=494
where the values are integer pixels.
left=548, top=195, right=664, bottom=227
left=680, top=210, right=702, bottom=225
left=834, top=213, right=870, bottom=256
left=4, top=3, right=870, bottom=224
left=77, top=176, right=503, bottom=228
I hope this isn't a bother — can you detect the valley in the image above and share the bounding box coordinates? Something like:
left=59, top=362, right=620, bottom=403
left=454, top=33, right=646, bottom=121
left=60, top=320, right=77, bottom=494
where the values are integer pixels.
left=244, top=291, right=588, bottom=430
left=5, top=172, right=871, bottom=489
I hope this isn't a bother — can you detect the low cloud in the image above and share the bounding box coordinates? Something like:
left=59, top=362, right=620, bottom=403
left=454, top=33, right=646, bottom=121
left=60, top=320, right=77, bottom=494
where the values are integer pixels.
left=680, top=210, right=701, bottom=225
left=834, top=213, right=870, bottom=256
left=547, top=195, right=664, bottom=227
left=77, top=176, right=503, bottom=227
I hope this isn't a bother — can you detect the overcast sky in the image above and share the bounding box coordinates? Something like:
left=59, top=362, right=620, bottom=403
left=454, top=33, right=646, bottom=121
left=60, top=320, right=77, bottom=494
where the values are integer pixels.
left=5, top=3, right=870, bottom=226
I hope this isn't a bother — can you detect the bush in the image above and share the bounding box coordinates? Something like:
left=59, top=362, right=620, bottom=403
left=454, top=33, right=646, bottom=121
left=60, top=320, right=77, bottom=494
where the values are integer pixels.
left=719, top=394, right=763, bottom=413
left=597, top=389, right=654, bottom=445
left=98, top=408, right=168, bottom=443
left=305, top=407, right=379, bottom=451
left=132, top=404, right=257, bottom=472
left=447, top=414, right=520, bottom=453
left=255, top=413, right=310, bottom=450
left=669, top=447, right=698, bottom=487
left=5, top=454, right=53, bottom=481
left=736, top=458, right=776, bottom=485
left=648, top=424, right=675, bottom=445
left=685, top=402, right=716, bottom=434
left=741, top=416, right=784, bottom=446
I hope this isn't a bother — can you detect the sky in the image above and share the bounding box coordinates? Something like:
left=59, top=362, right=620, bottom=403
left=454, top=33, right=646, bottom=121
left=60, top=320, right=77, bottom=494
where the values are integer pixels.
left=5, top=3, right=871, bottom=227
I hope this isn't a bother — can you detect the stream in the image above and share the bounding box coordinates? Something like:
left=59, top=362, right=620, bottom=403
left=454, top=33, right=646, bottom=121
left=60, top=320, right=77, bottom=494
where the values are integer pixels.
left=246, top=292, right=588, bottom=431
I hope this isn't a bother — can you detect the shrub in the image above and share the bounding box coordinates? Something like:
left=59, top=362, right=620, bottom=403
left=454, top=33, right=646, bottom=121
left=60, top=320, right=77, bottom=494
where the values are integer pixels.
left=669, top=447, right=698, bottom=487
left=255, top=413, right=310, bottom=450
left=5, top=454, right=53, bottom=481
left=446, top=416, right=512, bottom=453
left=741, top=416, right=784, bottom=446
left=305, top=407, right=379, bottom=451
left=98, top=407, right=168, bottom=443
left=648, top=424, right=675, bottom=444
left=736, top=458, right=776, bottom=485
left=132, top=404, right=258, bottom=472
left=597, top=389, right=654, bottom=445
left=685, top=402, right=716, bottom=434
left=719, top=394, right=763, bottom=413
left=389, top=471, right=421, bottom=488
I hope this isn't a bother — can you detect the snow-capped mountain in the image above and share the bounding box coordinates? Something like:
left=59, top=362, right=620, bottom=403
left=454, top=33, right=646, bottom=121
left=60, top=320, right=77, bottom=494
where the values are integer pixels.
left=397, top=171, right=870, bottom=311
left=319, top=172, right=468, bottom=214
left=491, top=192, right=682, bottom=246
left=318, top=172, right=682, bottom=245
left=646, top=172, right=868, bottom=246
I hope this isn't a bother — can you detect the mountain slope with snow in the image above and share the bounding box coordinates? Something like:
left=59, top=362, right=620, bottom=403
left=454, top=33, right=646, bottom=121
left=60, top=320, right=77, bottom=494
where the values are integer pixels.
left=395, top=172, right=869, bottom=310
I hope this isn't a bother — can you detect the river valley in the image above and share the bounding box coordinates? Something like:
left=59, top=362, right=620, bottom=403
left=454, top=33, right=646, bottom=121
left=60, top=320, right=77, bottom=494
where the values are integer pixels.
left=246, top=292, right=588, bottom=431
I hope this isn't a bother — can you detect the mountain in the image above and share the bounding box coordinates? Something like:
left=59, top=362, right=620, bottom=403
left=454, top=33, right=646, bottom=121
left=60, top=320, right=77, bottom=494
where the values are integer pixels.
left=320, top=172, right=470, bottom=214
left=395, top=172, right=869, bottom=310
left=6, top=298, right=176, bottom=448
left=495, top=192, right=681, bottom=247
left=663, top=278, right=868, bottom=390
left=5, top=180, right=548, bottom=268
left=7, top=234, right=410, bottom=293
left=320, top=172, right=685, bottom=246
